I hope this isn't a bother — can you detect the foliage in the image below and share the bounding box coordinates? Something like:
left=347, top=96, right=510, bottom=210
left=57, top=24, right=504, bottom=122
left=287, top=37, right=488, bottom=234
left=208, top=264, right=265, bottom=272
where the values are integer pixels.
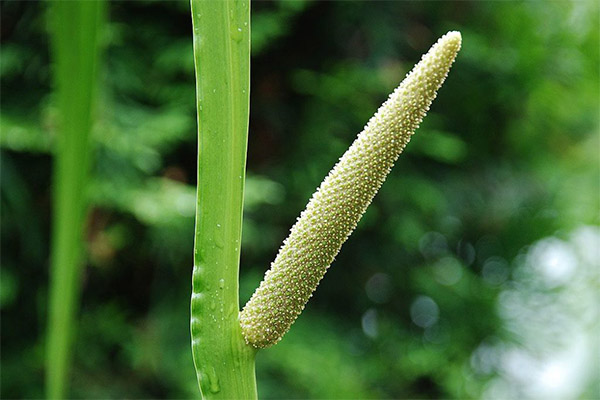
left=45, top=1, right=105, bottom=398
left=1, top=1, right=598, bottom=398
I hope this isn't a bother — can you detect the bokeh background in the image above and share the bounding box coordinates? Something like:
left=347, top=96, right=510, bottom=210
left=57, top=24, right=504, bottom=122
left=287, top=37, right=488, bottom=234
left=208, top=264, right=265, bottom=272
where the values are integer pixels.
left=1, top=1, right=599, bottom=398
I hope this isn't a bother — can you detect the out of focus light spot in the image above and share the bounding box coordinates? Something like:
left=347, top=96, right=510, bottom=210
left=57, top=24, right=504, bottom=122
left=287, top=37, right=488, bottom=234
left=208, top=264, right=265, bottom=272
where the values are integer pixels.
left=441, top=215, right=462, bottom=235
left=433, top=256, right=463, bottom=286
left=419, top=232, right=448, bottom=260
left=482, top=256, right=509, bottom=286
left=365, top=273, right=392, bottom=304
left=571, top=226, right=600, bottom=266
left=410, top=296, right=439, bottom=328
left=244, top=175, right=285, bottom=211
left=423, top=324, right=448, bottom=344
left=361, top=308, right=378, bottom=339
left=500, top=347, right=537, bottom=383
left=457, top=239, right=476, bottom=266
left=479, top=226, right=600, bottom=400
left=471, top=342, right=501, bottom=376
left=538, top=361, right=567, bottom=390
left=175, top=191, right=196, bottom=217
left=527, top=238, right=577, bottom=288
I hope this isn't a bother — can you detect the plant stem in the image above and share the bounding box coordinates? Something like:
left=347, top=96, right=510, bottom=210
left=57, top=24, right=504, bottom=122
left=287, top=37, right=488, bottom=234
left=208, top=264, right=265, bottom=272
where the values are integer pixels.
left=46, top=1, right=104, bottom=399
left=189, top=0, right=256, bottom=398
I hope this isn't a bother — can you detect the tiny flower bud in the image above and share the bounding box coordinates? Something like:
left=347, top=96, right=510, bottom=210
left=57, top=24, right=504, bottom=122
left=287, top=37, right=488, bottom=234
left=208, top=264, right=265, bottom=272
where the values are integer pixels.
left=240, top=31, right=462, bottom=348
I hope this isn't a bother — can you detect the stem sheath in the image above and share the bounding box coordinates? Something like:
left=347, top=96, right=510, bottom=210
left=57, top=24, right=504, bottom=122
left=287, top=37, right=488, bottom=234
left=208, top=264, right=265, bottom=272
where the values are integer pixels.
left=189, top=0, right=256, bottom=398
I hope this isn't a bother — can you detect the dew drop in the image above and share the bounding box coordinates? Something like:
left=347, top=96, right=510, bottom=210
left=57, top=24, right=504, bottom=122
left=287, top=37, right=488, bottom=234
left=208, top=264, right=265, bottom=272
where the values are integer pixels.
left=214, top=223, right=224, bottom=248
left=230, top=26, right=243, bottom=42
left=219, top=279, right=225, bottom=289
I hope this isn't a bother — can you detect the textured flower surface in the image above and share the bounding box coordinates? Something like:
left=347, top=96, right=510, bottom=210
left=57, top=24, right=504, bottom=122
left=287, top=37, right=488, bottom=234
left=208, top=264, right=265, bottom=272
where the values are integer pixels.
left=240, top=31, right=462, bottom=348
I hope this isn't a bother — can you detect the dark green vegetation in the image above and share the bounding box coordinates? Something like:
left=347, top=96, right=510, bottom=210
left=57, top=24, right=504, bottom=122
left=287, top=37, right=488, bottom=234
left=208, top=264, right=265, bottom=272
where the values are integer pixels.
left=1, top=1, right=598, bottom=398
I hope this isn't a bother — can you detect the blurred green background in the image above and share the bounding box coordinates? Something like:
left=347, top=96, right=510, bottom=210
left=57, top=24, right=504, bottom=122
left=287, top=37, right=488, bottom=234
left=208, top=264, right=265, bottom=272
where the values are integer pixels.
left=1, top=1, right=599, bottom=398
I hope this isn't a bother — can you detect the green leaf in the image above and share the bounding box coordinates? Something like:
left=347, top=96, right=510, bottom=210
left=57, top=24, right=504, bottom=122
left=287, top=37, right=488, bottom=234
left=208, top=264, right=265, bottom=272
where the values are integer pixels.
left=46, top=1, right=105, bottom=398
left=189, top=0, right=257, bottom=398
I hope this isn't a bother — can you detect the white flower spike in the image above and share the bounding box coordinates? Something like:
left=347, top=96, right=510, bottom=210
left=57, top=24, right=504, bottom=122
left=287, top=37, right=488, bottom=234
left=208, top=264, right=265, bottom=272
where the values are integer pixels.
left=240, top=31, right=462, bottom=348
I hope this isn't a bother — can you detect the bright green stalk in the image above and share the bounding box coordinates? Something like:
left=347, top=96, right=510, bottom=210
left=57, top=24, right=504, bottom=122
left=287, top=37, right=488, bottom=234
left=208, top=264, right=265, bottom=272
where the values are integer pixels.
left=46, top=1, right=104, bottom=399
left=189, top=0, right=256, bottom=398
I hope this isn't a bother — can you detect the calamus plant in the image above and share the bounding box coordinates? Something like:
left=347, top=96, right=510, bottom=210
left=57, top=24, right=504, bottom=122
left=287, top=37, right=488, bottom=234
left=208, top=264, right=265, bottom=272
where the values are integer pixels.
left=240, top=31, right=462, bottom=349
left=189, top=0, right=462, bottom=397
